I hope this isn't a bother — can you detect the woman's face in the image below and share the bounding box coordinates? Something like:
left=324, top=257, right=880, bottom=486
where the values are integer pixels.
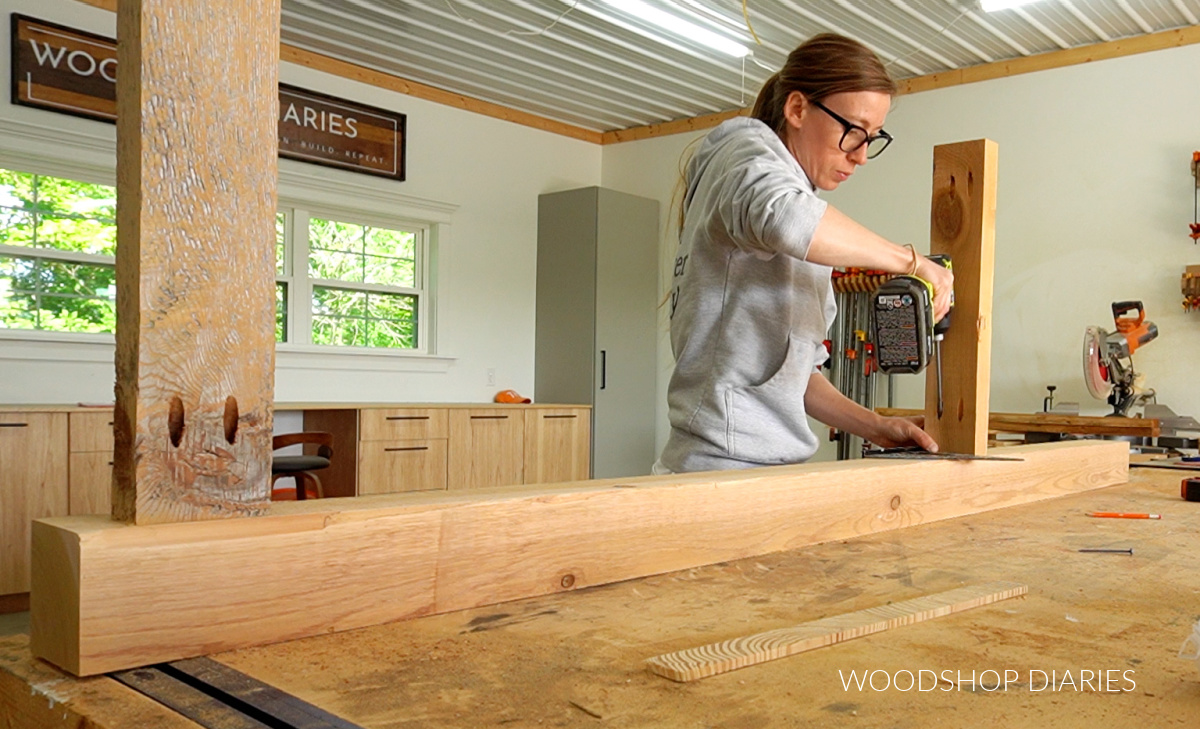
left=782, top=90, right=891, bottom=191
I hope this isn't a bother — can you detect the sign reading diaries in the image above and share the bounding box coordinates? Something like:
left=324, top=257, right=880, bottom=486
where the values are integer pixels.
left=10, top=14, right=407, bottom=181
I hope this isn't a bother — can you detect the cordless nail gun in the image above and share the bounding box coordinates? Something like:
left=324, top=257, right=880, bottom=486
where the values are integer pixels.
left=870, top=254, right=953, bottom=417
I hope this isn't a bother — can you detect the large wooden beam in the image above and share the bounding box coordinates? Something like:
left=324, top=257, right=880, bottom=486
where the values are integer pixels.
left=113, top=0, right=281, bottom=523
left=30, top=440, right=1126, bottom=676
left=926, top=140, right=998, bottom=455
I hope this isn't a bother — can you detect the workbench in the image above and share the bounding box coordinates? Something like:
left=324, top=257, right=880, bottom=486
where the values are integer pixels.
left=3, top=467, right=1197, bottom=728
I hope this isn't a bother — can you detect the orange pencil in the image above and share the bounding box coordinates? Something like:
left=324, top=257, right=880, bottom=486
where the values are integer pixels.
left=1087, top=512, right=1161, bottom=519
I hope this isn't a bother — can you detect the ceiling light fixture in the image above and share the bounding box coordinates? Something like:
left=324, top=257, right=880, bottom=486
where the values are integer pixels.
left=979, top=0, right=1040, bottom=11
left=585, top=0, right=749, bottom=57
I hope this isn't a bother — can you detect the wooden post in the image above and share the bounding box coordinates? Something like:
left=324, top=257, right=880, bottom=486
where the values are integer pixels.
left=112, top=0, right=282, bottom=523
left=924, top=140, right=998, bottom=456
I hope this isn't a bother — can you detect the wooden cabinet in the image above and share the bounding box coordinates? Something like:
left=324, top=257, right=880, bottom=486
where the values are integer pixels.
left=536, top=187, right=658, bottom=478
left=68, top=411, right=114, bottom=515
left=524, top=408, right=590, bottom=484
left=448, top=409, right=524, bottom=489
left=0, top=412, right=68, bottom=595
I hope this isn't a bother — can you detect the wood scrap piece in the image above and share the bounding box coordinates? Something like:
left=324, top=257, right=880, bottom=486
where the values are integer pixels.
left=925, top=139, right=999, bottom=456
left=646, top=581, right=1027, bottom=682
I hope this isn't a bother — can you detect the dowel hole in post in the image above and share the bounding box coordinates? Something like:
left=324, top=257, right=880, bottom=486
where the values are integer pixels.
left=223, top=396, right=239, bottom=444
left=890, top=495, right=902, bottom=510
left=168, top=396, right=185, bottom=447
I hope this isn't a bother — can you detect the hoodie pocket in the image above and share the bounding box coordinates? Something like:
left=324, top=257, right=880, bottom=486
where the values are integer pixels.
left=724, top=337, right=818, bottom=464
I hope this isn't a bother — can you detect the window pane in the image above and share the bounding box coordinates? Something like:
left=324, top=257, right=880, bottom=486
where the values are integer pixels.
left=33, top=175, right=116, bottom=220
left=311, top=286, right=415, bottom=349
left=275, top=212, right=287, bottom=275
left=0, top=209, right=34, bottom=247
left=368, top=292, right=416, bottom=348
left=36, top=214, right=117, bottom=256
left=309, top=249, right=364, bottom=283
left=0, top=254, right=115, bottom=333
left=0, top=170, right=36, bottom=214
left=309, top=218, right=364, bottom=254
left=365, top=227, right=415, bottom=259
left=364, top=254, right=414, bottom=288
left=276, top=281, right=287, bottom=343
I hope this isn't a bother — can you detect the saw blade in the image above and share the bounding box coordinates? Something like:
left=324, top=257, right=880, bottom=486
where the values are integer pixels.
left=1083, top=325, right=1112, bottom=400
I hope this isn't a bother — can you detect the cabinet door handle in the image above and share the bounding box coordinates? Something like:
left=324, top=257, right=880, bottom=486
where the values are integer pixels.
left=600, top=350, right=607, bottom=390
left=107, top=461, right=114, bottom=466
left=0, top=423, right=28, bottom=428
left=384, top=446, right=429, bottom=452
left=544, top=414, right=577, bottom=419
left=470, top=415, right=508, bottom=420
left=386, top=416, right=430, bottom=421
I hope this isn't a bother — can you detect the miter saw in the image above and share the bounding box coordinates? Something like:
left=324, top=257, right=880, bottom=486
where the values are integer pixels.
left=1083, top=301, right=1159, bottom=417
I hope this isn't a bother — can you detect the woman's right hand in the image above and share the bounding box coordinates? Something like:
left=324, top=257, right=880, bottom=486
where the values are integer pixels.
left=915, top=256, right=954, bottom=323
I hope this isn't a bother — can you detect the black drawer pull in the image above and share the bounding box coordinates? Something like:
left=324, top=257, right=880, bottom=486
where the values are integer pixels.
left=544, top=414, right=577, bottom=419
left=0, top=423, right=29, bottom=428
left=470, top=415, right=508, bottom=420
left=107, top=461, right=114, bottom=466
left=386, top=416, right=430, bottom=421
left=384, top=446, right=429, bottom=452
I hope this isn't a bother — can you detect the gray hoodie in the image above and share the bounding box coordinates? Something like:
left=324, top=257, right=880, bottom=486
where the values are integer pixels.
left=658, top=117, right=837, bottom=472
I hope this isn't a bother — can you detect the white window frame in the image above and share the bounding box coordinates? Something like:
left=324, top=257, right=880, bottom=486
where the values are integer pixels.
left=278, top=204, right=432, bottom=354
left=0, top=117, right=458, bottom=373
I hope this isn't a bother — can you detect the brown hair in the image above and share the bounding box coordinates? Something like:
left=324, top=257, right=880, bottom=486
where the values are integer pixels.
left=751, top=33, right=896, bottom=136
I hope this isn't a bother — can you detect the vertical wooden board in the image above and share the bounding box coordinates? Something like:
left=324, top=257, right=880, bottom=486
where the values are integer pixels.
left=925, top=139, right=998, bottom=455
left=0, top=413, right=68, bottom=595
left=113, top=0, right=282, bottom=524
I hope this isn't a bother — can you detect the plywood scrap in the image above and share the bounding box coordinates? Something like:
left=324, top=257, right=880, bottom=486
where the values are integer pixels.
left=647, top=581, right=1027, bottom=682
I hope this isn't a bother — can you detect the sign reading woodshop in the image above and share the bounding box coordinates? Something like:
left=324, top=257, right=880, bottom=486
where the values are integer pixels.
left=10, top=14, right=406, bottom=181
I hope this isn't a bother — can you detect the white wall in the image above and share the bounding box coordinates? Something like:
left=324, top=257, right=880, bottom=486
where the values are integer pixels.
left=602, top=44, right=1200, bottom=459
left=0, top=0, right=601, bottom=406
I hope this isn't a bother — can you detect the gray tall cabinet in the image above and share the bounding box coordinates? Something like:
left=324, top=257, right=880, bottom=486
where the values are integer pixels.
left=536, top=187, right=658, bottom=479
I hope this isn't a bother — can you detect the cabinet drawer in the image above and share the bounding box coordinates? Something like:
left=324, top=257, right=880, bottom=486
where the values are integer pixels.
left=69, top=452, right=113, bottom=515
left=358, top=439, right=448, bottom=494
left=524, top=408, right=591, bottom=484
left=359, top=409, right=448, bottom=442
left=69, top=411, right=115, bottom=453
left=448, top=409, right=524, bottom=489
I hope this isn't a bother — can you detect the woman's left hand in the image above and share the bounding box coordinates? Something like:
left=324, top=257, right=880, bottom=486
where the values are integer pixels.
left=868, top=416, right=939, bottom=452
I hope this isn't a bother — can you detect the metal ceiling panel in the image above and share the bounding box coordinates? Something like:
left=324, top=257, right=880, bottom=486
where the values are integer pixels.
left=278, top=0, right=1200, bottom=133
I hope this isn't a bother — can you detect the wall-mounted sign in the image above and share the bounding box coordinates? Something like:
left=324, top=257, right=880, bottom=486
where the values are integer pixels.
left=10, top=14, right=407, bottom=181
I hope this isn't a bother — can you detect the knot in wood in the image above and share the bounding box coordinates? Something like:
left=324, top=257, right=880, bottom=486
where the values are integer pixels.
left=890, top=495, right=902, bottom=510
left=933, top=189, right=963, bottom=240
left=560, top=574, right=576, bottom=589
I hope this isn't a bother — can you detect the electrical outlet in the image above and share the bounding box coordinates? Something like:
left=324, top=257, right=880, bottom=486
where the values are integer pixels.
left=486, top=368, right=496, bottom=387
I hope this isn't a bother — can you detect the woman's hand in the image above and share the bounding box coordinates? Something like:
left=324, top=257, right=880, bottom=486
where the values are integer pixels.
left=868, top=415, right=939, bottom=452
left=914, top=255, right=954, bottom=323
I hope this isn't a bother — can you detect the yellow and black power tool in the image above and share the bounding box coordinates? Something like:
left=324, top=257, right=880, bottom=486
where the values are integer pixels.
left=870, top=254, right=953, bottom=417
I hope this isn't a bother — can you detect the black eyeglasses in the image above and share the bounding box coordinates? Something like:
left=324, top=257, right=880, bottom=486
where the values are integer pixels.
left=809, top=98, right=893, bottom=159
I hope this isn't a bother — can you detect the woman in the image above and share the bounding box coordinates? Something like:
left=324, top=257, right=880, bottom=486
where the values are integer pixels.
left=656, top=33, right=953, bottom=474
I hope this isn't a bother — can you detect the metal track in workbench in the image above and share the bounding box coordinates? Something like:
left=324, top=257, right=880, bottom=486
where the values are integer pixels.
left=111, top=656, right=363, bottom=729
